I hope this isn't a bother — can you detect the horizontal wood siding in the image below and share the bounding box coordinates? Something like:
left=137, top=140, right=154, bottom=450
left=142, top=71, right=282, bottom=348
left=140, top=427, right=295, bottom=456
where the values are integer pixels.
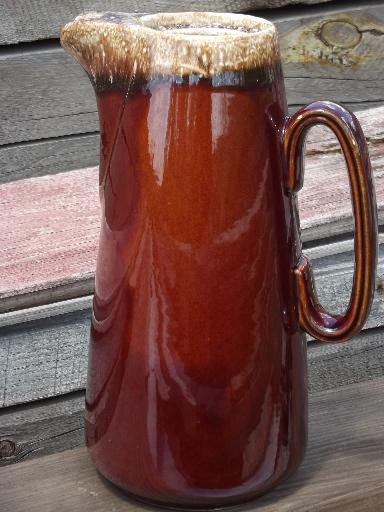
left=0, top=334, right=382, bottom=463
left=1, top=378, right=383, bottom=511
left=0, top=310, right=89, bottom=407
left=0, top=0, right=332, bottom=44
left=0, top=133, right=99, bottom=183
left=0, top=1, right=383, bottom=417
left=1, top=246, right=383, bottom=407
left=0, top=46, right=97, bottom=145
left=0, top=2, right=383, bottom=180
left=1, top=106, right=383, bottom=311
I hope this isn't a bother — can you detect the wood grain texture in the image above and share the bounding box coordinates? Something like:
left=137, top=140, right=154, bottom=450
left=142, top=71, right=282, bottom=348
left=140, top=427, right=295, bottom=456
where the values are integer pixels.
left=1, top=233, right=380, bottom=328
left=0, top=46, right=97, bottom=145
left=0, top=168, right=99, bottom=311
left=0, top=332, right=382, bottom=464
left=0, top=296, right=93, bottom=328
left=0, top=310, right=89, bottom=407
left=0, top=0, right=332, bottom=45
left=0, top=244, right=383, bottom=407
left=1, top=377, right=383, bottom=510
left=0, top=133, right=99, bottom=184
left=0, top=3, right=383, bottom=151
left=1, top=106, right=383, bottom=312
left=279, top=5, right=384, bottom=111
left=0, top=391, right=85, bottom=467
left=0, top=392, right=85, bottom=465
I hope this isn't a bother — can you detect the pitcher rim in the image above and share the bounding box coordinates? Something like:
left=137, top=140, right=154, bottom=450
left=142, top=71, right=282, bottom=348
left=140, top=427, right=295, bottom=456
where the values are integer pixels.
left=61, top=11, right=279, bottom=83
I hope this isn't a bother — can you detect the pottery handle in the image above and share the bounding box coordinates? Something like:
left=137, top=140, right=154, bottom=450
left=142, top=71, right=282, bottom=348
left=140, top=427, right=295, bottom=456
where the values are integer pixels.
left=284, top=101, right=378, bottom=343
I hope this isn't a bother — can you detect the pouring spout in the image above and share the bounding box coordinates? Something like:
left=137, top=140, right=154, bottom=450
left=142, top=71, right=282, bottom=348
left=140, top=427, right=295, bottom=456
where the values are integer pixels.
left=60, top=12, right=143, bottom=89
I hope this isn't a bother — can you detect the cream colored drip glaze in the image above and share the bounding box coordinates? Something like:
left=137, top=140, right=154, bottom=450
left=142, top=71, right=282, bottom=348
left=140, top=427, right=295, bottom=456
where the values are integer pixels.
left=61, top=12, right=279, bottom=83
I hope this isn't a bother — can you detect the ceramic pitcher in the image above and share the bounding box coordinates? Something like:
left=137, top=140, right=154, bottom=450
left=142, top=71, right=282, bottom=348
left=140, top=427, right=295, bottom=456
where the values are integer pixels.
left=61, top=12, right=377, bottom=508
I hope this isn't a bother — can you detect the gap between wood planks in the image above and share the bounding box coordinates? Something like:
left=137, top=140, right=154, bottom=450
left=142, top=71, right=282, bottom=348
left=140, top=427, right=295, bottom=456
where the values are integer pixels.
left=0, top=106, right=383, bottom=314
left=0, top=327, right=383, bottom=465
left=1, top=231, right=382, bottom=328
left=0, top=1, right=383, bottom=146
left=0, top=376, right=383, bottom=511
left=0, top=0, right=383, bottom=180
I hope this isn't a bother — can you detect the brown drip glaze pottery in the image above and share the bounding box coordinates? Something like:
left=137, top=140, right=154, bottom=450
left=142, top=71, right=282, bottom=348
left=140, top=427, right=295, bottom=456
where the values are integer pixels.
left=61, top=12, right=377, bottom=509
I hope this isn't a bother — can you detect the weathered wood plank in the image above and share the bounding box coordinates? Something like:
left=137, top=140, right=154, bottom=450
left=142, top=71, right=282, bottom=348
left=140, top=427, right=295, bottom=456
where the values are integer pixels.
left=0, top=0, right=332, bottom=45
left=279, top=6, right=384, bottom=75
left=1, top=105, right=381, bottom=187
left=0, top=45, right=97, bottom=145
left=0, top=392, right=85, bottom=465
left=2, top=234, right=376, bottom=324
left=279, top=5, right=384, bottom=112
left=0, top=233, right=380, bottom=328
left=0, top=296, right=93, bottom=329
left=0, top=310, right=89, bottom=407
left=278, top=3, right=384, bottom=114
left=0, top=3, right=383, bottom=149
left=2, top=97, right=384, bottom=186
left=0, top=168, right=99, bottom=312
left=0, top=333, right=382, bottom=464
left=307, top=329, right=384, bottom=393
left=0, top=231, right=381, bottom=326
left=0, top=243, right=382, bottom=407
left=1, top=376, right=383, bottom=510
left=0, top=133, right=99, bottom=183
left=1, top=106, right=383, bottom=311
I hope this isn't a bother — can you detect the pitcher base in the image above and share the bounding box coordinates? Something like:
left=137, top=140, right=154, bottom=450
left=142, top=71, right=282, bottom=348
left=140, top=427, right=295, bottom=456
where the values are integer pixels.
left=96, top=464, right=300, bottom=510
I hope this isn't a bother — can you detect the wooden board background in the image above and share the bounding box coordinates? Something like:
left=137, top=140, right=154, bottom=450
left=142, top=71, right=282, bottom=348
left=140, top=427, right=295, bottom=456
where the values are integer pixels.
left=0, top=0, right=333, bottom=44
left=0, top=0, right=383, bottom=427
left=1, top=377, right=383, bottom=511
left=0, top=239, right=383, bottom=407
left=0, top=104, right=383, bottom=407
left=0, top=1, right=384, bottom=182
left=0, top=336, right=383, bottom=465
left=1, top=106, right=383, bottom=311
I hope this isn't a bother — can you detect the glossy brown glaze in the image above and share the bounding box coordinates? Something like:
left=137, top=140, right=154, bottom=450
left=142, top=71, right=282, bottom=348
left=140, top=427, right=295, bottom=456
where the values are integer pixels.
left=84, top=69, right=308, bottom=508
left=284, top=102, right=378, bottom=342
left=60, top=11, right=377, bottom=510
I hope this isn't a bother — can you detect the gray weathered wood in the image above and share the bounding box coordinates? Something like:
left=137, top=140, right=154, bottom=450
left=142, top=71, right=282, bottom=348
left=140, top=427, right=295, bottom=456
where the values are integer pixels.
left=1, top=377, right=383, bottom=510
left=1, top=106, right=383, bottom=312
left=1, top=3, right=383, bottom=151
left=0, top=133, right=99, bottom=183
left=0, top=104, right=382, bottom=407
left=307, top=329, right=384, bottom=393
left=0, top=310, right=89, bottom=407
left=0, top=45, right=97, bottom=145
left=0, top=392, right=85, bottom=466
left=0, top=332, right=383, bottom=466
left=0, top=233, right=381, bottom=328
left=308, top=248, right=384, bottom=330
left=279, top=5, right=384, bottom=112
left=0, top=0, right=332, bottom=45
left=0, top=241, right=383, bottom=408
left=0, top=296, right=93, bottom=329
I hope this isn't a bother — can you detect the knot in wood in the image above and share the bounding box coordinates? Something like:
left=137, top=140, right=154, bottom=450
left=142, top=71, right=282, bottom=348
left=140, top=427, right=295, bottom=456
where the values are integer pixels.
left=0, top=439, right=16, bottom=459
left=319, top=21, right=361, bottom=49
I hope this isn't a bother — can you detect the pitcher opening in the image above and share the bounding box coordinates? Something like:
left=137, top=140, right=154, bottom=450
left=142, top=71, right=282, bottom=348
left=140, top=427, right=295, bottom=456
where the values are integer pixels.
left=61, top=12, right=278, bottom=87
